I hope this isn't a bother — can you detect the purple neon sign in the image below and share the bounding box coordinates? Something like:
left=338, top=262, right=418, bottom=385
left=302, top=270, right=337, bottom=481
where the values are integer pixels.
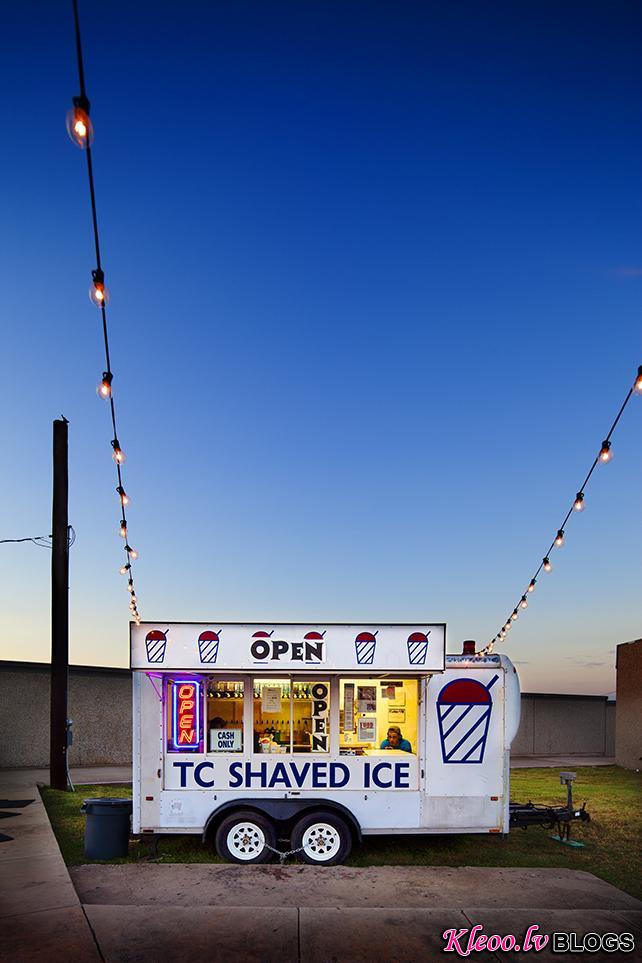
left=170, top=678, right=202, bottom=751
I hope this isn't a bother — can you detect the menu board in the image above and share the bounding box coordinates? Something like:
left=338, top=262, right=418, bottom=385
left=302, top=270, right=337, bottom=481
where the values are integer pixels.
left=261, top=686, right=282, bottom=714
left=344, top=683, right=355, bottom=731
left=358, top=717, right=377, bottom=743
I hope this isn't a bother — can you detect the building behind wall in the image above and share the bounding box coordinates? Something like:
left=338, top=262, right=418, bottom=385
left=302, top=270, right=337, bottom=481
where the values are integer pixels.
left=615, top=638, right=642, bottom=770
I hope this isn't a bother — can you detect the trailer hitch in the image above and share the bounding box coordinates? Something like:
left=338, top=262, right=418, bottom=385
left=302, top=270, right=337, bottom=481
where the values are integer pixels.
left=509, top=772, right=590, bottom=845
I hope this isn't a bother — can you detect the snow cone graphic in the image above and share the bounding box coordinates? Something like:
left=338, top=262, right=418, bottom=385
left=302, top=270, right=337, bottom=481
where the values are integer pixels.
left=198, top=629, right=221, bottom=664
left=407, top=630, right=430, bottom=665
left=437, top=675, right=499, bottom=764
left=145, top=629, right=167, bottom=664
left=355, top=631, right=377, bottom=665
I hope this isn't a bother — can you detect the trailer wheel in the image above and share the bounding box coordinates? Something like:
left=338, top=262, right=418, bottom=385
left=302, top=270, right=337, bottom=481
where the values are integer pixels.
left=215, top=810, right=276, bottom=864
left=291, top=811, right=352, bottom=865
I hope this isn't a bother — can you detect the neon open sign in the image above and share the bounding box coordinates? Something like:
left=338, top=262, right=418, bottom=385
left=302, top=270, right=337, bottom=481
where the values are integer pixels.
left=171, top=679, right=202, bottom=751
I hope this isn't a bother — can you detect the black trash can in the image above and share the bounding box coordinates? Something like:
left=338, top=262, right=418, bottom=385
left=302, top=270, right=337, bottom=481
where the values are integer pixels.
left=81, top=798, right=133, bottom=859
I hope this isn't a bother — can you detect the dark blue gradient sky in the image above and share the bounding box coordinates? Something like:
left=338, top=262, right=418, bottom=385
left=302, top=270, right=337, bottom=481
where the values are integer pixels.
left=1, top=1, right=640, bottom=690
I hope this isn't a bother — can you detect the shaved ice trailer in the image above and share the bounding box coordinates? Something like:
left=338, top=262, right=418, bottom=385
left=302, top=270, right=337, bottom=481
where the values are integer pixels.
left=131, top=623, right=521, bottom=864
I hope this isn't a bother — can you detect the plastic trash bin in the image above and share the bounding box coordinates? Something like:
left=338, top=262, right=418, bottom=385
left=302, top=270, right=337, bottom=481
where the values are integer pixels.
left=81, top=797, right=133, bottom=859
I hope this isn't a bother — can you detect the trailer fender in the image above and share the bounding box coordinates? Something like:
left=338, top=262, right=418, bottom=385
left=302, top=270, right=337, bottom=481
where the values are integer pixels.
left=202, top=798, right=362, bottom=843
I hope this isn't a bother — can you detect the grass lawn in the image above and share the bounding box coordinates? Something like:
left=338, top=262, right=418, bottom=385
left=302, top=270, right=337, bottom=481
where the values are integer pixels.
left=41, top=766, right=641, bottom=899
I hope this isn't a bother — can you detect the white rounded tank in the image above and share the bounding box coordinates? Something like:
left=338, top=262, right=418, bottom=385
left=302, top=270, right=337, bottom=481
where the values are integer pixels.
left=499, top=654, right=521, bottom=745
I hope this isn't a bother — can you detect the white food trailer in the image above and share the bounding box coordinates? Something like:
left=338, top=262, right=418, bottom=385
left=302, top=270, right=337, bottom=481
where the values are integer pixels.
left=132, top=622, right=521, bottom=864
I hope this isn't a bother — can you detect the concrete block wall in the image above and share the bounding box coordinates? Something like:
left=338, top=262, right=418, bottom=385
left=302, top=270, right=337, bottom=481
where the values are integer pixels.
left=0, top=662, right=132, bottom=769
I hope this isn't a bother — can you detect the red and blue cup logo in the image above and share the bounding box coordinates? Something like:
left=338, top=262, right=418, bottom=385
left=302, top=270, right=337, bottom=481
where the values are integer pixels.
left=145, top=629, right=167, bottom=664
left=355, top=631, right=377, bottom=665
left=407, top=630, right=430, bottom=665
left=198, top=629, right=221, bottom=664
left=437, top=675, right=498, bottom=764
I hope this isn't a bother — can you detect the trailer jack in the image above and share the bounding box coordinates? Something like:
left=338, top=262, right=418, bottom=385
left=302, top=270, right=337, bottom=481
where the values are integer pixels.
left=509, top=771, right=590, bottom=846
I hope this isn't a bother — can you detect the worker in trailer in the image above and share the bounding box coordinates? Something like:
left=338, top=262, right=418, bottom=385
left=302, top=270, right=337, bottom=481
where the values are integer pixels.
left=381, top=726, right=412, bottom=753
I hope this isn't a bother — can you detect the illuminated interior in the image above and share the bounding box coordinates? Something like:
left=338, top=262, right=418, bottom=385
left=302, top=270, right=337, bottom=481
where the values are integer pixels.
left=339, top=678, right=418, bottom=755
left=167, top=674, right=419, bottom=756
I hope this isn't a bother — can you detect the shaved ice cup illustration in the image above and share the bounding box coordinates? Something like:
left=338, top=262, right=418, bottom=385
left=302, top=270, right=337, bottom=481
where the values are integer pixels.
left=407, top=630, right=431, bottom=665
left=437, top=674, right=499, bottom=764
left=145, top=629, right=167, bottom=664
left=355, top=631, right=377, bottom=665
left=198, top=629, right=221, bottom=664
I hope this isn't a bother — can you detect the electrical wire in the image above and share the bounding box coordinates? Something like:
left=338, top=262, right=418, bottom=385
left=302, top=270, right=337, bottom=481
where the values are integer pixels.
left=480, top=365, right=642, bottom=656
left=1, top=526, right=76, bottom=549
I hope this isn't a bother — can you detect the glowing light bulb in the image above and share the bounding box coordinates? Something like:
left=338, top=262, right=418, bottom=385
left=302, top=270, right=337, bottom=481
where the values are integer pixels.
left=126, top=545, right=139, bottom=560
left=511, top=610, right=518, bottom=621
left=97, top=371, right=113, bottom=399
left=599, top=440, right=612, bottom=463
left=112, top=439, right=126, bottom=464
left=528, top=579, right=536, bottom=593
left=89, top=269, right=109, bottom=307
left=543, top=556, right=552, bottom=572
left=119, top=520, right=127, bottom=538
left=119, top=563, right=130, bottom=575
left=520, top=595, right=528, bottom=609
left=117, top=486, right=130, bottom=506
left=66, top=98, right=93, bottom=148
left=574, top=491, right=585, bottom=511
left=634, top=365, right=642, bottom=394
left=555, top=529, right=565, bottom=547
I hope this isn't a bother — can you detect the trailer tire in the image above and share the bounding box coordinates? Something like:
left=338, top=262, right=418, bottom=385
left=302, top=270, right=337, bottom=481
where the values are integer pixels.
left=291, top=811, right=352, bottom=866
left=215, top=810, right=276, bottom=864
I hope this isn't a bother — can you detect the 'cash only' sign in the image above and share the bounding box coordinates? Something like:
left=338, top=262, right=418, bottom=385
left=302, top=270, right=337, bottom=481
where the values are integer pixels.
left=165, top=755, right=418, bottom=791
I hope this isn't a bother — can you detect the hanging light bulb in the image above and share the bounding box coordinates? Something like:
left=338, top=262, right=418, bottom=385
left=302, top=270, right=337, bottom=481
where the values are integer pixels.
left=543, top=556, right=552, bottom=572
left=528, top=578, right=536, bottom=593
left=97, top=371, right=113, bottom=399
left=555, top=529, right=565, bottom=547
left=116, top=486, right=130, bottom=507
left=520, top=595, right=528, bottom=609
left=599, top=440, right=612, bottom=463
left=111, top=439, right=126, bottom=463
left=127, top=579, right=135, bottom=594
left=119, top=519, right=127, bottom=538
left=574, top=491, right=585, bottom=511
left=119, top=563, right=131, bottom=575
left=89, top=268, right=109, bottom=307
left=634, top=365, right=642, bottom=394
left=66, top=96, right=93, bottom=148
left=125, top=544, right=139, bottom=560
left=511, top=609, right=518, bottom=621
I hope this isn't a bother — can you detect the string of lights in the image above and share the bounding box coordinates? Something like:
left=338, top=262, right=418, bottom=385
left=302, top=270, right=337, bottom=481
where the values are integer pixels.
left=66, top=0, right=141, bottom=625
left=479, top=365, right=642, bottom=657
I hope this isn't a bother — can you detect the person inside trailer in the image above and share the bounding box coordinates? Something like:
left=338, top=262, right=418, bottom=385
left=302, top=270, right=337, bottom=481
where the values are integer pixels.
left=380, top=726, right=412, bottom=752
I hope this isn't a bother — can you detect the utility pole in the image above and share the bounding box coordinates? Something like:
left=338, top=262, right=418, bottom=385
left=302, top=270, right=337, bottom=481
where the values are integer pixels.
left=50, top=418, right=69, bottom=790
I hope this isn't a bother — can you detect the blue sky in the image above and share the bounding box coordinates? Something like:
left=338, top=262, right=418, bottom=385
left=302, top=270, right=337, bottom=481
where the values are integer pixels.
left=1, top=1, right=640, bottom=692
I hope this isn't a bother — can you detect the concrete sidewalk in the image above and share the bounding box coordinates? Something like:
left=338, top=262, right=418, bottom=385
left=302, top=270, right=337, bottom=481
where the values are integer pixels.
left=0, top=774, right=101, bottom=962
left=2, top=766, right=640, bottom=962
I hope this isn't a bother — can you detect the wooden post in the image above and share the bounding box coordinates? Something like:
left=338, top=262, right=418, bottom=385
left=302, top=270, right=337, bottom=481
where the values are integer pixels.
left=50, top=418, right=69, bottom=790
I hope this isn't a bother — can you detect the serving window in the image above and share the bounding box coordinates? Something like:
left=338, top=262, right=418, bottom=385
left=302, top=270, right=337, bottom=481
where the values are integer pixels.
left=339, top=678, right=418, bottom=755
left=253, top=679, right=330, bottom=753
